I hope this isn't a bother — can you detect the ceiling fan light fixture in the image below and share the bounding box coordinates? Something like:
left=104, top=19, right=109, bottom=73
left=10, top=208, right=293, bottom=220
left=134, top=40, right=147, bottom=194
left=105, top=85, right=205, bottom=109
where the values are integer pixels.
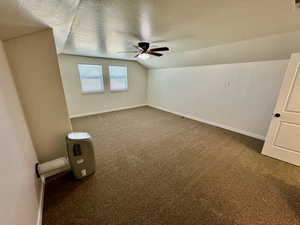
left=138, top=53, right=150, bottom=60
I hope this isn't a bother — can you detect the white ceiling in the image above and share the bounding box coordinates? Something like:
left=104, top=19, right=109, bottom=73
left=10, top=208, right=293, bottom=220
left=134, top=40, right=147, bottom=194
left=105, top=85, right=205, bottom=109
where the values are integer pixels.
left=0, top=0, right=79, bottom=52
left=1, top=0, right=300, bottom=68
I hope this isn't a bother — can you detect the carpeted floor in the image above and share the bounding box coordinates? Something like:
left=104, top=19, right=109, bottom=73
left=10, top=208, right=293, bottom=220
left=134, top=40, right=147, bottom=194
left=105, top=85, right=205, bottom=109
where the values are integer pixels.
left=43, top=106, right=300, bottom=225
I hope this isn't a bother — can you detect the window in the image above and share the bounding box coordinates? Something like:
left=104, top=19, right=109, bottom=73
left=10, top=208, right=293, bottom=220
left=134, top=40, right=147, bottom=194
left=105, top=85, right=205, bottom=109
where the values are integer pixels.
left=78, top=64, right=104, bottom=93
left=109, top=66, right=128, bottom=91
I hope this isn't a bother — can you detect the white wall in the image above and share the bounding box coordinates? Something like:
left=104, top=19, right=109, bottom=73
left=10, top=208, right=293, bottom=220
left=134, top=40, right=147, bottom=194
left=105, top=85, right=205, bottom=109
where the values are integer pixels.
left=4, top=29, right=72, bottom=162
left=0, top=40, right=42, bottom=225
left=148, top=60, right=288, bottom=139
left=58, top=54, right=148, bottom=117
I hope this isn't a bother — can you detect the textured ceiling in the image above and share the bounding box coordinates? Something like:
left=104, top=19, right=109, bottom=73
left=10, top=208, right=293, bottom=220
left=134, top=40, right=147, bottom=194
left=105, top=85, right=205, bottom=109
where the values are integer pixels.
left=1, top=0, right=300, bottom=68
left=0, top=0, right=79, bottom=52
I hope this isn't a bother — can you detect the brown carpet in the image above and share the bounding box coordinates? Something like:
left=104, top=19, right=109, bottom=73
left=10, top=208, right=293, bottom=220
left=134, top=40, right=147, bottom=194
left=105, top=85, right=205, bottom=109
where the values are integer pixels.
left=43, top=106, right=300, bottom=225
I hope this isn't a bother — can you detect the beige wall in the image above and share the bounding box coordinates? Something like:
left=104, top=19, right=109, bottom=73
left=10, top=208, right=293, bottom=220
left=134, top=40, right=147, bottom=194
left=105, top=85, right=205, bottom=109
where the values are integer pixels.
left=148, top=60, right=288, bottom=139
left=58, top=54, right=148, bottom=117
left=4, top=29, right=72, bottom=162
left=0, top=40, right=42, bottom=225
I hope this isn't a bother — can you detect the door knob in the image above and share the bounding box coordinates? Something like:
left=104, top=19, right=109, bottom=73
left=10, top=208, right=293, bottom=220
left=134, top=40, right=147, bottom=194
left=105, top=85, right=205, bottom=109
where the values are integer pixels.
left=274, top=113, right=281, bottom=118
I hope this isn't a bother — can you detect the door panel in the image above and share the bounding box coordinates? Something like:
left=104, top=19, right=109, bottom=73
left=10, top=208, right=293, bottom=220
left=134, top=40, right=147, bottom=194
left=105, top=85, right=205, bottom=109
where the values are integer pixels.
left=274, top=122, right=300, bottom=153
left=262, top=53, right=300, bottom=166
left=285, top=66, right=300, bottom=112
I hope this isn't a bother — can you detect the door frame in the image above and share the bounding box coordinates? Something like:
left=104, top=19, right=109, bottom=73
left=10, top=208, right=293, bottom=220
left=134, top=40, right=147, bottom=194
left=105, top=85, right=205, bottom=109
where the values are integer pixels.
left=262, top=53, right=300, bottom=166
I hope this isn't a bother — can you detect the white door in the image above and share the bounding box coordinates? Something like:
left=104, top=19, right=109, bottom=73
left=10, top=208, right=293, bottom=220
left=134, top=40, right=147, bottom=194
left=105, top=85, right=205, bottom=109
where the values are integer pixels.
left=262, top=53, right=300, bottom=166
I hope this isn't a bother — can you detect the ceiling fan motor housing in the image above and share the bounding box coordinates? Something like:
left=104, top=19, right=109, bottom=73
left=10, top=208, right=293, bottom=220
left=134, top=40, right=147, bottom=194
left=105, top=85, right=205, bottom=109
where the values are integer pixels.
left=138, top=42, right=150, bottom=52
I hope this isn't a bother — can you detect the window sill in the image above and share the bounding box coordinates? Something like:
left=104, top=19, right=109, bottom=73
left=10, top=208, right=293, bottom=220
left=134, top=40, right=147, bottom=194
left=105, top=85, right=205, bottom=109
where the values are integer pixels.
left=81, top=90, right=104, bottom=95
left=110, top=89, right=128, bottom=93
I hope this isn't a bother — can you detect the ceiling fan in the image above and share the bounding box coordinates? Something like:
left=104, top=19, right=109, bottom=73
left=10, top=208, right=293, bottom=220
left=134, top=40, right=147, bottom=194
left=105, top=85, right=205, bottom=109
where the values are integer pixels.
left=118, top=42, right=170, bottom=59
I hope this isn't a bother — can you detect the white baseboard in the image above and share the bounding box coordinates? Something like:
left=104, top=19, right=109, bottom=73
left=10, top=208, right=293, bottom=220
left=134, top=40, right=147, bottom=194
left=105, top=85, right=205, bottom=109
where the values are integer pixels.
left=70, top=104, right=147, bottom=119
left=148, top=104, right=265, bottom=141
left=36, top=176, right=45, bottom=225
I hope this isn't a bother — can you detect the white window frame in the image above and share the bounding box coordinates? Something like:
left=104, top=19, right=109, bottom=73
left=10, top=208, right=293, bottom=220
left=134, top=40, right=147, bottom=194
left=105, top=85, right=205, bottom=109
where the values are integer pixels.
left=77, top=64, right=104, bottom=94
left=109, top=65, right=128, bottom=92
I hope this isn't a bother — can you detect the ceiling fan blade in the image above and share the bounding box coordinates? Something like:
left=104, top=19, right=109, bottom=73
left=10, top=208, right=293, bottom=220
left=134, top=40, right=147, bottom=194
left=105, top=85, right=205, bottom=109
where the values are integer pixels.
left=149, top=47, right=169, bottom=52
left=148, top=52, right=163, bottom=57
left=133, top=45, right=142, bottom=50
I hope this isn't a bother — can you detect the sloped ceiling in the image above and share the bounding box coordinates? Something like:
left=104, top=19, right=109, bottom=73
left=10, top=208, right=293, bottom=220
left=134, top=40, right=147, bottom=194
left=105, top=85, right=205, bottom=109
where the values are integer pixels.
left=0, top=0, right=80, bottom=53
left=1, top=0, right=300, bottom=68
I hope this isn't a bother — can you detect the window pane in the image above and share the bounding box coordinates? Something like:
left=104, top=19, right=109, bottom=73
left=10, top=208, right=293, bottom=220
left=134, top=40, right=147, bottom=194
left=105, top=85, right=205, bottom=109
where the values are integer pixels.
left=78, top=64, right=104, bottom=93
left=109, top=66, right=128, bottom=91
left=81, top=78, right=103, bottom=93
